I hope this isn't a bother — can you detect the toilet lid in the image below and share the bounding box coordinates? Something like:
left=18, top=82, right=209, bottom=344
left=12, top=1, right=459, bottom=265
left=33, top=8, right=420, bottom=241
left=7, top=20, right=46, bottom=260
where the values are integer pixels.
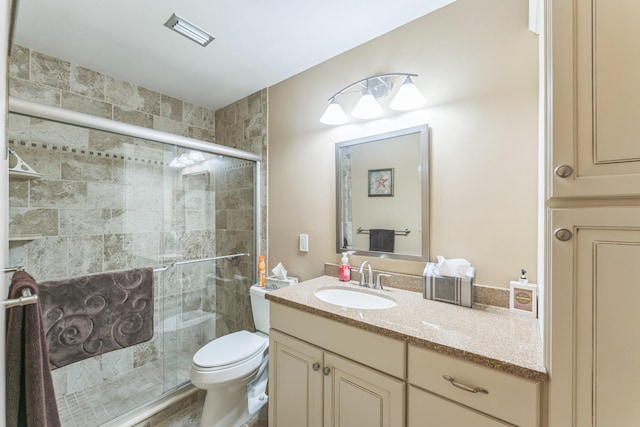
left=193, top=330, right=267, bottom=369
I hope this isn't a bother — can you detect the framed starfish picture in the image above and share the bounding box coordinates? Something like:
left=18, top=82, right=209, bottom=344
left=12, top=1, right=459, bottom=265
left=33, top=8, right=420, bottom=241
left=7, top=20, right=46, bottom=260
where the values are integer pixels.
left=368, top=168, right=394, bottom=197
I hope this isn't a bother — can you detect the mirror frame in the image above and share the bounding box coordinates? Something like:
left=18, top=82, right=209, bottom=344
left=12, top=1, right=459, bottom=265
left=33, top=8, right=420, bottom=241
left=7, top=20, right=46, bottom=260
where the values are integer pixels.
left=335, top=124, right=430, bottom=262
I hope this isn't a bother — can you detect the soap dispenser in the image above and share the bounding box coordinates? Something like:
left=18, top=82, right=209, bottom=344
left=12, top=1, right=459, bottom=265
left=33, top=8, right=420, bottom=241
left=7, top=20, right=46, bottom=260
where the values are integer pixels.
left=338, top=252, right=352, bottom=282
left=509, top=269, right=537, bottom=317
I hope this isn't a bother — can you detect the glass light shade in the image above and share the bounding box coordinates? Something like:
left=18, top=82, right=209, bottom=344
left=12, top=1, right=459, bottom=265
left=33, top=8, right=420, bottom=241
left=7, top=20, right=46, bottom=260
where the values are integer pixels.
left=320, top=98, right=348, bottom=125
left=389, top=76, right=426, bottom=111
left=351, top=89, right=383, bottom=119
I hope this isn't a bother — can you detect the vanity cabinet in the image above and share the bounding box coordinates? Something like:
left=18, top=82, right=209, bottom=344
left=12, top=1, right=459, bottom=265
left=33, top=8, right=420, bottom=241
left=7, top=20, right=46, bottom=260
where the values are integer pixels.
left=408, top=345, right=540, bottom=427
left=269, top=304, right=406, bottom=427
left=550, top=0, right=640, bottom=198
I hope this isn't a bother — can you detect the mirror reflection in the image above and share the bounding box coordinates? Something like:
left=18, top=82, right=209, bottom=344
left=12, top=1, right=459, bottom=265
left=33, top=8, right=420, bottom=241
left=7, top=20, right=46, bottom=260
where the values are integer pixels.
left=336, top=125, right=429, bottom=261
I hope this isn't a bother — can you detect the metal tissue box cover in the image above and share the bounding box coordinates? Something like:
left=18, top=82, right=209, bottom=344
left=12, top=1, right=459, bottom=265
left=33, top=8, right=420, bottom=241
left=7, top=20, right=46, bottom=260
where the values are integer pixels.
left=422, top=262, right=476, bottom=308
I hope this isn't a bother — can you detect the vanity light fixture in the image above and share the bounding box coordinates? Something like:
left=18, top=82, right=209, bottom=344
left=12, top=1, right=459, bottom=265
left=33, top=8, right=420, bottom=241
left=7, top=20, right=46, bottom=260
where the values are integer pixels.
left=320, top=73, right=426, bottom=125
left=164, top=13, right=215, bottom=47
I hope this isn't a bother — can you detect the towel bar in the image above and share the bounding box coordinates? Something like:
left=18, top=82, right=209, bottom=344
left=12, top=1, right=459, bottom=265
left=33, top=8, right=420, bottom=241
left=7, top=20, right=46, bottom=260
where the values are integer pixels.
left=2, top=288, right=38, bottom=309
left=356, top=227, right=411, bottom=236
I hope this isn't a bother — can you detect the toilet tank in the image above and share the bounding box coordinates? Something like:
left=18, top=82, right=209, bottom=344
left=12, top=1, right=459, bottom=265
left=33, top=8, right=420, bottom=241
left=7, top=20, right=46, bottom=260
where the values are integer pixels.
left=249, top=285, right=270, bottom=334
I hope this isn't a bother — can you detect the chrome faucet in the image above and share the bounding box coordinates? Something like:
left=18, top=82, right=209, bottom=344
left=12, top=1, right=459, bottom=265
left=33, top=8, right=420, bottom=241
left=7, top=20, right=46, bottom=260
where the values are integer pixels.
left=358, top=261, right=373, bottom=287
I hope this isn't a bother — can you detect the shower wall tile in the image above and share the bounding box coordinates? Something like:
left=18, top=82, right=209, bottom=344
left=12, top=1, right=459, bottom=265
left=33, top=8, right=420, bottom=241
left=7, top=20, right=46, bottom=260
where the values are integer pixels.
left=133, top=338, right=159, bottom=368
left=9, top=207, right=59, bottom=236
left=113, top=105, right=154, bottom=129
left=66, top=357, right=103, bottom=394
left=182, top=290, right=202, bottom=313
left=102, top=348, right=134, bottom=380
left=27, top=236, right=68, bottom=280
left=68, top=235, right=104, bottom=276
left=180, top=231, right=203, bottom=260
left=61, top=154, right=114, bottom=182
left=9, top=181, right=29, bottom=207
left=59, top=208, right=121, bottom=236
left=125, top=184, right=162, bottom=212
left=7, top=112, right=30, bottom=141
left=71, top=65, right=105, bottom=100
left=103, top=233, right=134, bottom=267
left=62, top=92, right=112, bottom=119
left=30, top=118, right=90, bottom=147
left=185, top=210, right=205, bottom=231
left=88, top=182, right=125, bottom=209
left=180, top=264, right=205, bottom=292
left=88, top=129, right=130, bottom=155
left=123, top=209, right=163, bottom=234
left=161, top=95, right=183, bottom=122
left=11, top=143, right=62, bottom=180
left=187, top=126, right=215, bottom=143
left=244, top=112, right=266, bottom=140
left=30, top=51, right=71, bottom=91
left=8, top=45, right=29, bottom=79
left=132, top=232, right=160, bottom=266
left=106, top=78, right=160, bottom=115
left=153, top=116, right=189, bottom=138
left=9, top=77, right=61, bottom=107
left=30, top=180, right=87, bottom=208
left=183, top=102, right=203, bottom=128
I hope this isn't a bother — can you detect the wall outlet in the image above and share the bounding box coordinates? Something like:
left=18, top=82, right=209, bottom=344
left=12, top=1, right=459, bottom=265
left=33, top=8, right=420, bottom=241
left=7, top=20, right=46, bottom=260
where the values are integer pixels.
left=299, top=234, right=309, bottom=252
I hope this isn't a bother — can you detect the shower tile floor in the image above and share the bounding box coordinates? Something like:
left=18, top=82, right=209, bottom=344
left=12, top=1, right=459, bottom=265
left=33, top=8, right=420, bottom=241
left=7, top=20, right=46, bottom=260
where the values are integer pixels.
left=56, top=353, right=192, bottom=427
left=55, top=348, right=267, bottom=427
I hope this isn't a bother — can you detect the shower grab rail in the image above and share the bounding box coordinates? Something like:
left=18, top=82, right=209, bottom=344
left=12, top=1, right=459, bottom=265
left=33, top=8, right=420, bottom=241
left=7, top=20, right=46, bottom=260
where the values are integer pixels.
left=172, top=253, right=249, bottom=266
left=2, top=265, right=39, bottom=308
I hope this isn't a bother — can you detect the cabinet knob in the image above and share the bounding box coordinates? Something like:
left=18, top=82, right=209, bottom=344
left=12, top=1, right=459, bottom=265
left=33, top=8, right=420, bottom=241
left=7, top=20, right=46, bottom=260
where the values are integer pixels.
left=554, top=228, right=573, bottom=241
left=323, top=367, right=331, bottom=376
left=312, top=362, right=320, bottom=372
left=554, top=164, right=573, bottom=178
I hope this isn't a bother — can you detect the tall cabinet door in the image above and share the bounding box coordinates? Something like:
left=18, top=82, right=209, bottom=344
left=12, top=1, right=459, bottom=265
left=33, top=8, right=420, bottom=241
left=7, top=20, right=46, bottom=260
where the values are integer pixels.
left=323, top=352, right=405, bottom=427
left=549, top=207, right=640, bottom=426
left=550, top=0, right=640, bottom=198
left=269, top=329, right=324, bottom=427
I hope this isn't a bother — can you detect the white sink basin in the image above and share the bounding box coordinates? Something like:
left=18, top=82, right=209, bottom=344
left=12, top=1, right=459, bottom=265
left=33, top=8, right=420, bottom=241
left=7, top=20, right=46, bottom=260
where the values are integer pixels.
left=314, top=288, right=396, bottom=310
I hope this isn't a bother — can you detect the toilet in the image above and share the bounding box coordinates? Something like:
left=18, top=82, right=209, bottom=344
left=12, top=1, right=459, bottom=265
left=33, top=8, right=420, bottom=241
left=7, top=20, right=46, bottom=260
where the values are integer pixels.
left=190, top=284, right=271, bottom=427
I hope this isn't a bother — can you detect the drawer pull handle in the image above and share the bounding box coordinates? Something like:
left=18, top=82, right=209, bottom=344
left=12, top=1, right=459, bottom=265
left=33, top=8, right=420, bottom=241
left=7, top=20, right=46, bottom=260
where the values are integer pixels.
left=443, top=375, right=489, bottom=394
left=312, top=362, right=321, bottom=372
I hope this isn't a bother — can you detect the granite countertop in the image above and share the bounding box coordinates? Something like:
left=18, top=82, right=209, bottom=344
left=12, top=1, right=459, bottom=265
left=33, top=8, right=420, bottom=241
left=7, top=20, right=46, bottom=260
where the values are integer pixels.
left=266, top=275, right=548, bottom=382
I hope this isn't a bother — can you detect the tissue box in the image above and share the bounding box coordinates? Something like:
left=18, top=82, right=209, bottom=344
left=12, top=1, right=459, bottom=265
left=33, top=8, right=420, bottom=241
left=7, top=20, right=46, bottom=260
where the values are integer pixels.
left=422, top=262, right=475, bottom=308
left=265, top=276, right=298, bottom=290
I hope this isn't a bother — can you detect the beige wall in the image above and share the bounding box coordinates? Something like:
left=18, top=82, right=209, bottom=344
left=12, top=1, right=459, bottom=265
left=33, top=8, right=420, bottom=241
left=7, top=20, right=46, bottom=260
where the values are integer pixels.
left=268, top=0, right=539, bottom=287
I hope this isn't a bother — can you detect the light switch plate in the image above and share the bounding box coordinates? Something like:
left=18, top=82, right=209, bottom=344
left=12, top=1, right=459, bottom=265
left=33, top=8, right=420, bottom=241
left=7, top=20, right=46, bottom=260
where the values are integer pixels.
left=299, top=234, right=309, bottom=252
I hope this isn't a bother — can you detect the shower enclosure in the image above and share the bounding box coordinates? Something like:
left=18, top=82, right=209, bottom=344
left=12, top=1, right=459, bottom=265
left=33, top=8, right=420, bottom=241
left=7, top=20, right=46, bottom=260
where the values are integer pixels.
left=5, top=98, right=261, bottom=426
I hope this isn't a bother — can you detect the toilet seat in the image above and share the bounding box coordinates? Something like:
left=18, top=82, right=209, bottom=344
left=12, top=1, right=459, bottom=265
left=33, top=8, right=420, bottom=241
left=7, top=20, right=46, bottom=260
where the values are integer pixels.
left=193, top=330, right=267, bottom=371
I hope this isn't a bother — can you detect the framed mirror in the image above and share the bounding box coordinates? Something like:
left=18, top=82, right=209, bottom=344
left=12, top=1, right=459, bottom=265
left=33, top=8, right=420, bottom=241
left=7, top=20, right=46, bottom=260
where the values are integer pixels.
left=336, top=125, right=429, bottom=262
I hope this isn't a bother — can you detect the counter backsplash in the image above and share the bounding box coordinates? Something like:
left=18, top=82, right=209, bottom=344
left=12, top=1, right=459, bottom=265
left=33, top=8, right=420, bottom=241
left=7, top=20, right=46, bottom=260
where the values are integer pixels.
left=324, top=262, right=510, bottom=308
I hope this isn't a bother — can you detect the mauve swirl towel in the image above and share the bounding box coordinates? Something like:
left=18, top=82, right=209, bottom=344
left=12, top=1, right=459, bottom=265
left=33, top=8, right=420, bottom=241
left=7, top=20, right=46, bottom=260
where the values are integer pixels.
left=6, top=270, right=61, bottom=427
left=38, top=268, right=154, bottom=369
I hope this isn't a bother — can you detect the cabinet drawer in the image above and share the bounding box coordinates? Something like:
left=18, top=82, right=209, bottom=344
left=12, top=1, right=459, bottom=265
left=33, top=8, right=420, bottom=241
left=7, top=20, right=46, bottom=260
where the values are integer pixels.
left=271, top=303, right=406, bottom=379
left=409, top=386, right=511, bottom=427
left=408, top=345, right=539, bottom=427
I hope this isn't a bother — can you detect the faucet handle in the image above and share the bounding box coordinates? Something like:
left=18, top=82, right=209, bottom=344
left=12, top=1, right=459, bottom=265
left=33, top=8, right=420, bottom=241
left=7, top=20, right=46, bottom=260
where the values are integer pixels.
left=374, top=274, right=391, bottom=290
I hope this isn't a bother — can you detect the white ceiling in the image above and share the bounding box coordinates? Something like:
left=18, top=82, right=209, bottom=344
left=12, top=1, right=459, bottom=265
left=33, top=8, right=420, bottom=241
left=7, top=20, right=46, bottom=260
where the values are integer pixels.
left=13, top=0, right=455, bottom=111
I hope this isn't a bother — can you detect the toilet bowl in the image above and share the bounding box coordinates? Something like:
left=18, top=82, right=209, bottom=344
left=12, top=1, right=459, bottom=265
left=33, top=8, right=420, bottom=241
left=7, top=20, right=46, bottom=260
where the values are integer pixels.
left=190, top=284, right=271, bottom=427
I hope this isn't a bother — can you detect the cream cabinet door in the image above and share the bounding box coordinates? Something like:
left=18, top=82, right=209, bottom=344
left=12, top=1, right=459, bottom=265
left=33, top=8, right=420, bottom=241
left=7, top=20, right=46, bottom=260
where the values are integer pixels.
left=408, top=386, right=511, bottom=427
left=550, top=0, right=640, bottom=198
left=549, top=207, right=640, bottom=426
left=323, top=352, right=405, bottom=427
left=269, top=329, right=324, bottom=427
